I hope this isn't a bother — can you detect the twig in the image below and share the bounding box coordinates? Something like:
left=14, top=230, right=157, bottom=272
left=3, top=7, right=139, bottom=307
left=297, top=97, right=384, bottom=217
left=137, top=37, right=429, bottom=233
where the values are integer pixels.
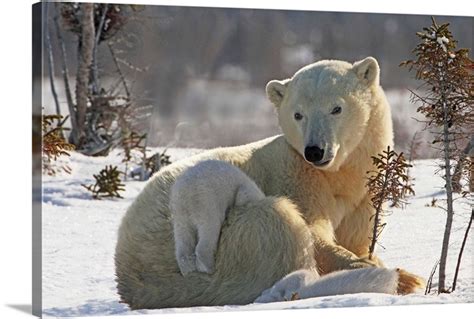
left=425, top=259, right=440, bottom=295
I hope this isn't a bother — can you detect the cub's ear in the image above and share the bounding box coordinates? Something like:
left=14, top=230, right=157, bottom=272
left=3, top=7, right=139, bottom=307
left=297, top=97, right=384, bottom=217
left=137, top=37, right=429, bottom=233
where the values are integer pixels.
left=266, top=78, right=291, bottom=107
left=352, top=57, right=380, bottom=87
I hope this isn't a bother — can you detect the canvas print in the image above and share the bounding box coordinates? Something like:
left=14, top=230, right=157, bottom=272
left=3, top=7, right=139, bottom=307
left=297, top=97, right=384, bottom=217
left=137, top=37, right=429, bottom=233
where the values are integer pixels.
left=32, top=1, right=473, bottom=317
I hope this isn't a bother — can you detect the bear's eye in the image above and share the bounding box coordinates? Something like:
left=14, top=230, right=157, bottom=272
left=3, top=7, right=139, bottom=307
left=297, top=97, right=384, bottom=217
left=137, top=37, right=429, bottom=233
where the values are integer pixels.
left=294, top=112, right=303, bottom=121
left=331, top=106, right=342, bottom=115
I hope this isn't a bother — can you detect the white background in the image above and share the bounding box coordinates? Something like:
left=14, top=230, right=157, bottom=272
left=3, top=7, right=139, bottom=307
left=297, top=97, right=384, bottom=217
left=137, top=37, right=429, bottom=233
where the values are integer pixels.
left=0, top=0, right=472, bottom=318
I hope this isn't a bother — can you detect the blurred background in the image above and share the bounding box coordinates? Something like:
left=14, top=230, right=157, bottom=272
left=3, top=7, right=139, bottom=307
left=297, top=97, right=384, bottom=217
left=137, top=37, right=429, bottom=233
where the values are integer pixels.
left=38, top=3, right=473, bottom=158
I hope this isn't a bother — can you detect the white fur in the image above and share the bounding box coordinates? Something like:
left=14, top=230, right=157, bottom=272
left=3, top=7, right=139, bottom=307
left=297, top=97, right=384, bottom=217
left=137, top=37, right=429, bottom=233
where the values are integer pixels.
left=115, top=58, right=424, bottom=309
left=170, top=160, right=265, bottom=275
left=255, top=268, right=399, bottom=303
left=255, top=269, right=320, bottom=302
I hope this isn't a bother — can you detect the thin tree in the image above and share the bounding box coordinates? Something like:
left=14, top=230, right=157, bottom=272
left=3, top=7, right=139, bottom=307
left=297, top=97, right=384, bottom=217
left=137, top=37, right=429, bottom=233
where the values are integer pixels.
left=452, top=209, right=473, bottom=292
left=407, top=131, right=422, bottom=164
left=366, top=146, right=414, bottom=260
left=401, top=17, right=473, bottom=293
left=53, top=3, right=76, bottom=132
left=53, top=3, right=146, bottom=156
left=425, top=259, right=440, bottom=295
left=44, top=2, right=61, bottom=118
left=91, top=3, right=109, bottom=95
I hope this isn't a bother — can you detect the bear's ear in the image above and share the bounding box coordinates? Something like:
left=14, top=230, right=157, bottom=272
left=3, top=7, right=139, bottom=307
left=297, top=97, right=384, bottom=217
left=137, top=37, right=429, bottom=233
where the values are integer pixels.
left=352, top=57, right=380, bottom=87
left=266, top=79, right=291, bottom=107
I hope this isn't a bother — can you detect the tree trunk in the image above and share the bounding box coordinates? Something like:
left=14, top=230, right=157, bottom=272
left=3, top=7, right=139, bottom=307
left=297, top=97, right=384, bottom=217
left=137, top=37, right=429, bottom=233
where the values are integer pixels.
left=368, top=164, right=390, bottom=260
left=369, top=190, right=386, bottom=260
left=438, top=95, right=454, bottom=294
left=73, top=3, right=95, bottom=147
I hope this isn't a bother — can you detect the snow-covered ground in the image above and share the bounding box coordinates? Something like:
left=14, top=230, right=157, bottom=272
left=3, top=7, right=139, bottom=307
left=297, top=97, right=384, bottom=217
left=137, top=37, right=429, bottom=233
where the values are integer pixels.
left=41, top=148, right=473, bottom=317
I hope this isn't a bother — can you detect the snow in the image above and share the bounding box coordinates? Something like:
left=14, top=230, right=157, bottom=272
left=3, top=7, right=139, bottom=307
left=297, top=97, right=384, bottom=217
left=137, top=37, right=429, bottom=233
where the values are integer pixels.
left=436, top=36, right=448, bottom=52
left=42, top=148, right=473, bottom=317
left=437, top=36, right=449, bottom=44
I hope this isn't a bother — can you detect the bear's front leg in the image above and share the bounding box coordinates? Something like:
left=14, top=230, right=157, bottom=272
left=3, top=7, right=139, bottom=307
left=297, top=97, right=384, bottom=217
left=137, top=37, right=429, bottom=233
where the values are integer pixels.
left=309, top=219, right=379, bottom=274
left=335, top=195, right=426, bottom=294
left=335, top=195, right=385, bottom=267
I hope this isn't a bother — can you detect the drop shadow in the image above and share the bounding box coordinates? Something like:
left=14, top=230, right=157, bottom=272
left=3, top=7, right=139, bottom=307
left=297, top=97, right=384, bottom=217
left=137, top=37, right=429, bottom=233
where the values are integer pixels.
left=6, top=304, right=32, bottom=315
left=42, top=299, right=130, bottom=317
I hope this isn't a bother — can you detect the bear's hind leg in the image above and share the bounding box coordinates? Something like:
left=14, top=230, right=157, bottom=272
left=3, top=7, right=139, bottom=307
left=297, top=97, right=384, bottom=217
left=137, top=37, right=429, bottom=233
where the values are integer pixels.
left=195, top=217, right=223, bottom=274
left=202, top=196, right=317, bottom=306
left=173, top=217, right=198, bottom=276
left=122, top=196, right=316, bottom=309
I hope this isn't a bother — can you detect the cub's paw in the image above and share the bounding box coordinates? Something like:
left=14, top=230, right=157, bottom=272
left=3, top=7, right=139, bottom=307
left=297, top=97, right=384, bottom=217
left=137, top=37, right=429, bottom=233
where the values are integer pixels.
left=177, top=253, right=197, bottom=276
left=396, top=268, right=426, bottom=295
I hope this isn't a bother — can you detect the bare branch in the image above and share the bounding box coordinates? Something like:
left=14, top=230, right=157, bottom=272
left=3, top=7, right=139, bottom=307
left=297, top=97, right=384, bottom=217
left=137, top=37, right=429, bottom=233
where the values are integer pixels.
left=108, top=42, right=130, bottom=99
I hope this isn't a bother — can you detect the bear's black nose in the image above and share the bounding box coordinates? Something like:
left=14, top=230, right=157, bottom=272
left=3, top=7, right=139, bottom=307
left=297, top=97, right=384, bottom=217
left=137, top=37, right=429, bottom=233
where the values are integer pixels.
left=304, top=145, right=325, bottom=163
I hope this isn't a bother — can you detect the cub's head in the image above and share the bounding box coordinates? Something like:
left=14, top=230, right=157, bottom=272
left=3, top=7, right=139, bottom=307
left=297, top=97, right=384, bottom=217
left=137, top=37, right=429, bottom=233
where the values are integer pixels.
left=266, top=57, right=381, bottom=171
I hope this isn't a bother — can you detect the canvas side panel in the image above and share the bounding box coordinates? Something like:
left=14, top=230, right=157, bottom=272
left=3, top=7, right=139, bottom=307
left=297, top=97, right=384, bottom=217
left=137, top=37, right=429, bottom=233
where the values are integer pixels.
left=32, top=2, right=43, bottom=317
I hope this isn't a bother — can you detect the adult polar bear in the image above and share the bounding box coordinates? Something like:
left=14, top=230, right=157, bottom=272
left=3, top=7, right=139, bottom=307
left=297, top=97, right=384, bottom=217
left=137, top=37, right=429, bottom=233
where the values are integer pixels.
left=115, top=57, right=424, bottom=309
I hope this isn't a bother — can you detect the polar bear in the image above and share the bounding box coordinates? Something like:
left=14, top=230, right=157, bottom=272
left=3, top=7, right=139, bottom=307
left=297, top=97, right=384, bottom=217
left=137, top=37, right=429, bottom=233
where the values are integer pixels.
left=254, top=267, right=401, bottom=303
left=170, top=160, right=265, bottom=275
left=115, top=57, right=424, bottom=310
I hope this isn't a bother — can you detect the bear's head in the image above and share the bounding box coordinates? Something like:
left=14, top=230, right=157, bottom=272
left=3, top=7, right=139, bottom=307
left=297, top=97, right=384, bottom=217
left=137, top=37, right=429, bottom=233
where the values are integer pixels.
left=266, top=57, right=381, bottom=172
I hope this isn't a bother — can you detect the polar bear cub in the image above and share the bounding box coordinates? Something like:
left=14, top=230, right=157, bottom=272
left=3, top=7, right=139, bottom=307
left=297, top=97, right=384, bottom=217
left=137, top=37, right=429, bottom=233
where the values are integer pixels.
left=170, top=159, right=265, bottom=275
left=255, top=267, right=400, bottom=303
